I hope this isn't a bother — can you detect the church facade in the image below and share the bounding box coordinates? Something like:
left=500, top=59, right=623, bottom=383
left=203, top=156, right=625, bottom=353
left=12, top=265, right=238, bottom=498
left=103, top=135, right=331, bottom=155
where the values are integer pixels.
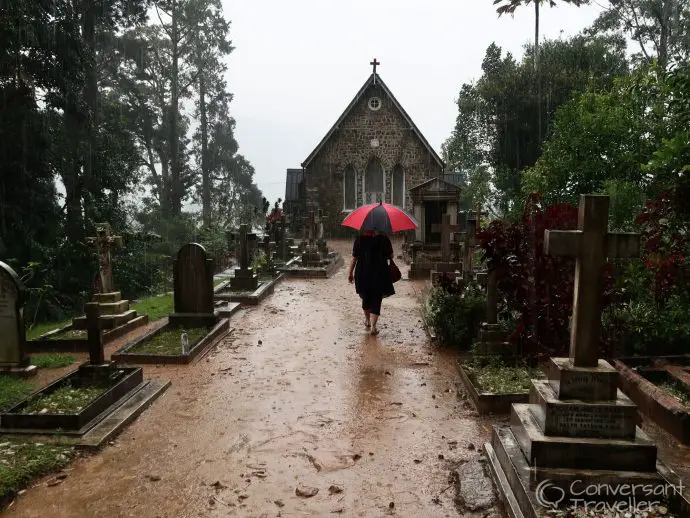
left=285, top=61, right=444, bottom=232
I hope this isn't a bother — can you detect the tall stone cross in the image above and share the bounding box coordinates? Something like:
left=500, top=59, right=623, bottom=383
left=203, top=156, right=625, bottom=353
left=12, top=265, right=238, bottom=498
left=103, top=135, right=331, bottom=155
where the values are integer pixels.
left=545, top=195, right=640, bottom=368
left=431, top=214, right=463, bottom=263
left=86, top=223, right=122, bottom=294
left=463, top=213, right=478, bottom=275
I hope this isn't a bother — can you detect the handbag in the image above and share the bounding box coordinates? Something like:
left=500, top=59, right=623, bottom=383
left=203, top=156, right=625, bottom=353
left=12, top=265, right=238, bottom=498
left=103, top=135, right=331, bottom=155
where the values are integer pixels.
left=388, top=260, right=402, bottom=283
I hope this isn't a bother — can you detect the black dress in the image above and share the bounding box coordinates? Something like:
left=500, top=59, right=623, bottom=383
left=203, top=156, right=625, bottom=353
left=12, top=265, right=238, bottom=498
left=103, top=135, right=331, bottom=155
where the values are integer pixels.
left=353, top=235, right=395, bottom=299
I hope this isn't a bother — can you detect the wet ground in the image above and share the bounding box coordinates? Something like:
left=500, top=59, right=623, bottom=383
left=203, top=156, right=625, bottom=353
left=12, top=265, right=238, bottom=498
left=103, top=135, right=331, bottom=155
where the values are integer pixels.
left=8, top=240, right=690, bottom=517
left=7, top=240, right=502, bottom=518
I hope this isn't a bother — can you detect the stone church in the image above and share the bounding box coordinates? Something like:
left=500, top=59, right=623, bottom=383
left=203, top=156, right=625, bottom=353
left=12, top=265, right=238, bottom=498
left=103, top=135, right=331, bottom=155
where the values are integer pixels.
left=284, top=60, right=445, bottom=233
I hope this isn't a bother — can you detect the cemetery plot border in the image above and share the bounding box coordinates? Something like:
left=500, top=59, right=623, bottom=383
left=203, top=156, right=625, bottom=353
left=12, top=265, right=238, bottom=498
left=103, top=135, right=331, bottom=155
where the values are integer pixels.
left=457, top=359, right=543, bottom=415
left=112, top=318, right=232, bottom=365
left=614, top=355, right=690, bottom=445
left=27, top=315, right=150, bottom=353
left=214, top=273, right=285, bottom=305
left=277, top=253, right=343, bottom=279
left=0, top=363, right=169, bottom=447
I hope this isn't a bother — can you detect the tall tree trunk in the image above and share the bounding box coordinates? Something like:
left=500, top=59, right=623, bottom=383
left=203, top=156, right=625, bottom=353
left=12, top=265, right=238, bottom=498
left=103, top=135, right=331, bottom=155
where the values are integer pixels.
left=81, top=0, right=98, bottom=224
left=199, top=72, right=211, bottom=227
left=62, top=110, right=84, bottom=242
left=169, top=0, right=181, bottom=216
left=659, top=0, right=672, bottom=70
left=535, top=0, right=542, bottom=145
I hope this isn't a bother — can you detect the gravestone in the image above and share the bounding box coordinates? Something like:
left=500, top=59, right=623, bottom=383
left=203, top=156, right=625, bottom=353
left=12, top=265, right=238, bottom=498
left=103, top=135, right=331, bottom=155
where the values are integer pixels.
left=85, top=302, right=105, bottom=365
left=488, top=195, right=672, bottom=513
left=72, top=223, right=142, bottom=332
left=87, top=223, right=122, bottom=295
left=315, top=209, right=329, bottom=257
left=462, top=211, right=478, bottom=280
left=428, top=214, right=463, bottom=283
left=231, top=225, right=259, bottom=291
left=0, top=262, right=36, bottom=376
left=473, top=268, right=513, bottom=356
left=301, top=211, right=322, bottom=266
left=169, top=243, right=218, bottom=327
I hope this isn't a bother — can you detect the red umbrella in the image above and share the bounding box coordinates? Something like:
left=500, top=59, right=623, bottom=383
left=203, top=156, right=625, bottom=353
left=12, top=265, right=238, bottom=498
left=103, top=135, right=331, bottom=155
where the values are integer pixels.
left=341, top=202, right=418, bottom=233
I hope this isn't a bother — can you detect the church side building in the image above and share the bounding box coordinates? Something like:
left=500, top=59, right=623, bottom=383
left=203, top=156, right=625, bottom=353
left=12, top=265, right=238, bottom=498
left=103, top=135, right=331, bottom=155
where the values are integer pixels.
left=285, top=60, right=444, bottom=232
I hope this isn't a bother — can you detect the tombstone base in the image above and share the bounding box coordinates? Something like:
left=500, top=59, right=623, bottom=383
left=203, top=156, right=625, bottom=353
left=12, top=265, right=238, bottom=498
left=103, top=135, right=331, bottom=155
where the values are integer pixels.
left=510, top=403, right=657, bottom=472
left=0, top=364, right=37, bottom=378
left=485, top=426, right=690, bottom=518
left=94, top=291, right=121, bottom=304
left=529, top=379, right=638, bottom=440
left=230, top=269, right=259, bottom=291
left=546, top=357, right=618, bottom=401
left=168, top=312, right=218, bottom=329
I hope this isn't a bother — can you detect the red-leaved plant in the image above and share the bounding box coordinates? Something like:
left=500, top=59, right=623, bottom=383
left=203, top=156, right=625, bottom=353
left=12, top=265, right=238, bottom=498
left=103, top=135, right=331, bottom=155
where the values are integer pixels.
left=477, top=193, right=616, bottom=362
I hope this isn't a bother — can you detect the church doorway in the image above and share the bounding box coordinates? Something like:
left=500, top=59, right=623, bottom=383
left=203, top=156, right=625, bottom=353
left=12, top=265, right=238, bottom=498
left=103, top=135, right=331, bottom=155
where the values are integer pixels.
left=424, top=200, right=446, bottom=243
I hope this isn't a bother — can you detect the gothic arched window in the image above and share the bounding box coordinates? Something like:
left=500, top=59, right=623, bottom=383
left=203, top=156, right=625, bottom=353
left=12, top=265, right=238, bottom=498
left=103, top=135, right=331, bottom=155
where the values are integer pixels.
left=364, top=158, right=384, bottom=203
left=392, top=165, right=405, bottom=207
left=343, top=165, right=356, bottom=210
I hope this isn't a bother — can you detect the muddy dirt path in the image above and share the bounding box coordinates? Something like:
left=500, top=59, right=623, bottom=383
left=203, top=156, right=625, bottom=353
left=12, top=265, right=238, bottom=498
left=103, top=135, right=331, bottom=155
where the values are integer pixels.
left=7, top=241, right=502, bottom=518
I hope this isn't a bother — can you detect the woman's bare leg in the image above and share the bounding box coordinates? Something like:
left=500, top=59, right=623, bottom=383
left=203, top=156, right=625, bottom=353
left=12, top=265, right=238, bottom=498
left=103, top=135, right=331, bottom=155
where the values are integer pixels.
left=364, top=309, right=371, bottom=327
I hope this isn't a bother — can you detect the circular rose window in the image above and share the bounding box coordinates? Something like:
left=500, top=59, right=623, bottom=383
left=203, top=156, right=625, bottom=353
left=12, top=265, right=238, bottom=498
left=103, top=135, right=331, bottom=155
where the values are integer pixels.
left=368, top=97, right=382, bottom=111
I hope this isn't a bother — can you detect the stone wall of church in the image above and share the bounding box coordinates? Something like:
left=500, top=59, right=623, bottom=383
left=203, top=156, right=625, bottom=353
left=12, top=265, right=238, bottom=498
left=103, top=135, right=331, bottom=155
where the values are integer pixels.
left=303, top=83, right=443, bottom=234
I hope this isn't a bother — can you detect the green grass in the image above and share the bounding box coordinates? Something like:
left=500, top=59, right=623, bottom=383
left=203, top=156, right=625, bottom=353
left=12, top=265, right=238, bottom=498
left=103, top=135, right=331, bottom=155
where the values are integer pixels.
left=129, top=327, right=209, bottom=355
left=26, top=321, right=71, bottom=341
left=31, top=354, right=76, bottom=369
left=0, top=441, right=74, bottom=504
left=22, top=384, right=106, bottom=414
left=0, top=377, right=35, bottom=412
left=130, top=293, right=173, bottom=321
left=464, top=361, right=541, bottom=394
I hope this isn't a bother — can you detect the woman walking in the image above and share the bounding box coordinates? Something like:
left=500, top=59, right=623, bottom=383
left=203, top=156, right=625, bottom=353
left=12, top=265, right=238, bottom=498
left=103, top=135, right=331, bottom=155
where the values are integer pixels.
left=348, top=229, right=395, bottom=335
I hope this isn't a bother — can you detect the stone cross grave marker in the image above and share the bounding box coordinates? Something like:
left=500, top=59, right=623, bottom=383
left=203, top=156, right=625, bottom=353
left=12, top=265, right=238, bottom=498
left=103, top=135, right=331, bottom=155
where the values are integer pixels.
left=85, top=302, right=105, bottom=365
left=315, top=209, right=328, bottom=240
left=173, top=243, right=214, bottom=317
left=430, top=214, right=463, bottom=263
left=280, top=214, right=288, bottom=260
left=545, top=195, right=640, bottom=367
left=463, top=213, right=478, bottom=277
left=303, top=211, right=316, bottom=244
left=0, top=261, right=30, bottom=368
left=86, top=223, right=122, bottom=294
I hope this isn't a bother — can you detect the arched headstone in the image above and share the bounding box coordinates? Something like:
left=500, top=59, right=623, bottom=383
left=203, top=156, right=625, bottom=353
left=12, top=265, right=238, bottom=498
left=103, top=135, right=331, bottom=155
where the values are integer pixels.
left=169, top=244, right=217, bottom=328
left=0, top=261, right=36, bottom=376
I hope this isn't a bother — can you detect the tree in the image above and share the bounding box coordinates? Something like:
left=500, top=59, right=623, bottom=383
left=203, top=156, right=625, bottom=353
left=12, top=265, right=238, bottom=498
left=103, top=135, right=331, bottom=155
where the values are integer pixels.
left=590, top=0, right=690, bottom=69
left=443, top=35, right=628, bottom=215
left=494, top=0, right=590, bottom=142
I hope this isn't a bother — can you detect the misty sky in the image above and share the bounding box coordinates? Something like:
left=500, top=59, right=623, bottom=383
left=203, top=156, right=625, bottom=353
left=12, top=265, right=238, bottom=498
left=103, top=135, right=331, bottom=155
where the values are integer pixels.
left=220, top=0, right=609, bottom=205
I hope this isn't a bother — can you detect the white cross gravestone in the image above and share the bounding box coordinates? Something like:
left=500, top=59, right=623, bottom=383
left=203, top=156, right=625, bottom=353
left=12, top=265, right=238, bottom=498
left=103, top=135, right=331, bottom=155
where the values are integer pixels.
left=0, top=262, right=36, bottom=376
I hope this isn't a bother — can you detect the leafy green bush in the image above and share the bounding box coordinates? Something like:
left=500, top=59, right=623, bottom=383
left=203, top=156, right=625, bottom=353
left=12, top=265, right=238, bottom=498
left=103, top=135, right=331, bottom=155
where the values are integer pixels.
left=612, top=296, right=690, bottom=356
left=426, top=278, right=486, bottom=349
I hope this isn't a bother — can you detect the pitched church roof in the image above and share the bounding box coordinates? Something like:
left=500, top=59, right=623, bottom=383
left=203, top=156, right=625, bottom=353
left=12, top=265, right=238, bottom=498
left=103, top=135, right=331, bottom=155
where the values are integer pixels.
left=301, top=71, right=445, bottom=170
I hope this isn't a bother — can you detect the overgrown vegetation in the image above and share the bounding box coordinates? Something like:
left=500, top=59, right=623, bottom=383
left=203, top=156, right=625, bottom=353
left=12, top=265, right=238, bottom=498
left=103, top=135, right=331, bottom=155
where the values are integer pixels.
left=659, top=379, right=690, bottom=406
left=425, top=276, right=486, bottom=349
left=22, top=385, right=106, bottom=414
left=129, top=327, right=209, bottom=355
left=463, top=357, right=541, bottom=394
